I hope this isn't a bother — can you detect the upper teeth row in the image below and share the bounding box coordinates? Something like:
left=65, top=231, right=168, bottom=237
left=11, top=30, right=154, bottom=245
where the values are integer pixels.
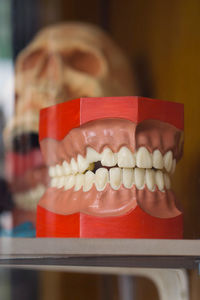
left=49, top=147, right=176, bottom=177
left=50, top=168, right=171, bottom=192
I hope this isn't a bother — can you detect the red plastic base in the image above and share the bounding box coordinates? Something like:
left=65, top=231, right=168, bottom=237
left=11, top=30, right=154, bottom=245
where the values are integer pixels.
left=36, top=205, right=183, bottom=239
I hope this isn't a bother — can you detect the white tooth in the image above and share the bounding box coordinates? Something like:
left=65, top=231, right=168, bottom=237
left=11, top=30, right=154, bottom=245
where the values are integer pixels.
left=70, top=158, right=78, bottom=174
left=101, top=148, right=117, bottom=167
left=134, top=168, right=145, bottom=189
left=95, top=168, right=109, bottom=191
left=164, top=173, right=171, bottom=189
left=57, top=176, right=65, bottom=189
left=163, top=150, right=173, bottom=172
left=62, top=160, right=71, bottom=175
left=109, top=167, right=122, bottom=190
left=117, top=146, right=135, bottom=168
left=136, top=147, right=152, bottom=168
left=86, top=147, right=101, bottom=163
left=64, top=175, right=75, bottom=190
left=145, top=169, right=155, bottom=191
left=74, top=174, right=84, bottom=191
left=77, top=154, right=89, bottom=173
left=49, top=166, right=56, bottom=177
left=155, top=170, right=165, bottom=191
left=171, top=159, right=176, bottom=174
left=83, top=171, right=95, bottom=192
left=152, top=149, right=164, bottom=169
left=51, top=177, right=58, bottom=188
left=55, top=164, right=63, bottom=176
left=122, top=168, right=134, bottom=188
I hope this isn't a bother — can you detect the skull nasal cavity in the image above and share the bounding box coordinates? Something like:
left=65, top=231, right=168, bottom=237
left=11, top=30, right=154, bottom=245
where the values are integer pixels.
left=21, top=49, right=45, bottom=71
left=65, top=50, right=103, bottom=76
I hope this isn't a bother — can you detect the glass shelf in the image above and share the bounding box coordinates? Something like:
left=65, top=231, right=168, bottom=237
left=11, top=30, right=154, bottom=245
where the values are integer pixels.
left=0, top=238, right=200, bottom=272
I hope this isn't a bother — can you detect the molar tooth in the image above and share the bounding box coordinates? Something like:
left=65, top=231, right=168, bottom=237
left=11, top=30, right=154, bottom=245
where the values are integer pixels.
left=136, top=147, right=152, bottom=168
left=155, top=170, right=165, bottom=191
left=86, top=147, right=101, bottom=163
left=74, top=174, right=84, bottom=191
left=70, top=158, right=78, bottom=174
left=101, top=148, right=117, bottom=167
left=109, top=167, right=122, bottom=190
left=134, top=168, right=145, bottom=189
left=152, top=149, right=164, bottom=169
left=164, top=173, right=171, bottom=189
left=49, top=166, right=56, bottom=177
left=83, top=171, right=95, bottom=192
left=163, top=151, right=173, bottom=172
left=77, top=154, right=89, bottom=173
left=57, top=176, right=65, bottom=189
left=171, top=159, right=176, bottom=174
left=95, top=168, right=109, bottom=191
left=145, top=169, right=156, bottom=192
left=117, top=146, right=135, bottom=168
left=64, top=175, right=75, bottom=190
left=62, top=160, right=71, bottom=175
left=55, top=164, right=63, bottom=176
left=122, top=168, right=134, bottom=188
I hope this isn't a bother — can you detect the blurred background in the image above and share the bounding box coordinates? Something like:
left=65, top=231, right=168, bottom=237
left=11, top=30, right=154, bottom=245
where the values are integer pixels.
left=0, top=0, right=200, bottom=299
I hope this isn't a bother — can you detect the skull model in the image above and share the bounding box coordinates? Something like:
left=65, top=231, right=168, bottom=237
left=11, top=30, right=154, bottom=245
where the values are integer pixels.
left=4, top=23, right=135, bottom=228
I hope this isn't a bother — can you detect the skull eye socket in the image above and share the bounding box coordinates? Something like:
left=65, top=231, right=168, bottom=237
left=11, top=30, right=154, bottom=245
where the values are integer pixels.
left=21, top=49, right=45, bottom=71
left=63, top=50, right=103, bottom=76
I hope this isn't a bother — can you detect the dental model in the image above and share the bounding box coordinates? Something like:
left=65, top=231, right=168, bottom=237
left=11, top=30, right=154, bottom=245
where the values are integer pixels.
left=37, top=96, right=184, bottom=238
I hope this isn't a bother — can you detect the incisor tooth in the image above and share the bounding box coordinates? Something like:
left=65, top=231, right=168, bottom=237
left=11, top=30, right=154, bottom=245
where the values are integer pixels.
left=101, top=148, right=117, bottom=167
left=70, top=158, right=78, bottom=174
left=55, top=164, right=63, bottom=176
left=95, top=168, right=109, bottom=191
left=136, top=147, right=152, bottom=168
left=163, top=151, right=173, bottom=172
left=171, top=159, right=176, bottom=174
left=74, top=174, right=84, bottom=191
left=152, top=149, right=164, bottom=169
left=62, top=160, right=71, bottom=175
left=77, top=154, right=89, bottom=173
left=83, top=171, right=95, bottom=192
left=164, top=173, right=171, bottom=189
left=51, top=177, right=58, bottom=188
left=86, top=147, right=101, bottom=163
left=49, top=166, right=56, bottom=177
left=123, top=168, right=134, bottom=188
left=145, top=169, right=155, bottom=191
left=64, top=175, right=75, bottom=190
left=134, top=168, right=145, bottom=189
left=155, top=170, right=164, bottom=191
left=57, top=176, right=65, bottom=189
left=109, top=167, right=122, bottom=190
left=117, top=146, right=135, bottom=168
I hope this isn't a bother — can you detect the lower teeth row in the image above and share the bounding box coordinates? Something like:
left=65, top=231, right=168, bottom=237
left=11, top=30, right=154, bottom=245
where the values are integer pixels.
left=50, top=167, right=171, bottom=192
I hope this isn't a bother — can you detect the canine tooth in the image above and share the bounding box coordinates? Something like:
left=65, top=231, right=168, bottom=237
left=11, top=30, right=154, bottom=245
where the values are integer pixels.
left=101, top=148, right=117, bottom=167
left=86, top=147, right=101, bottom=163
left=164, top=173, right=171, bottom=189
left=152, top=149, right=164, bottom=169
left=51, top=177, right=58, bottom=188
left=49, top=166, right=56, bottom=177
left=83, top=171, right=95, bottom=192
left=62, top=160, right=71, bottom=175
left=70, top=158, right=78, bottom=174
left=77, top=154, right=89, bottom=173
left=163, top=151, right=173, bottom=172
left=74, top=174, right=84, bottom=191
left=155, top=170, right=164, bottom=191
left=117, top=146, right=135, bottom=168
left=171, top=159, right=176, bottom=174
left=64, top=175, right=75, bottom=190
left=57, top=176, right=65, bottom=189
left=95, top=168, right=109, bottom=191
left=136, top=147, right=152, bottom=168
left=134, top=168, right=145, bottom=189
left=109, top=167, right=122, bottom=190
left=55, top=164, right=63, bottom=176
left=122, top=168, right=134, bottom=188
left=146, top=169, right=155, bottom=191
